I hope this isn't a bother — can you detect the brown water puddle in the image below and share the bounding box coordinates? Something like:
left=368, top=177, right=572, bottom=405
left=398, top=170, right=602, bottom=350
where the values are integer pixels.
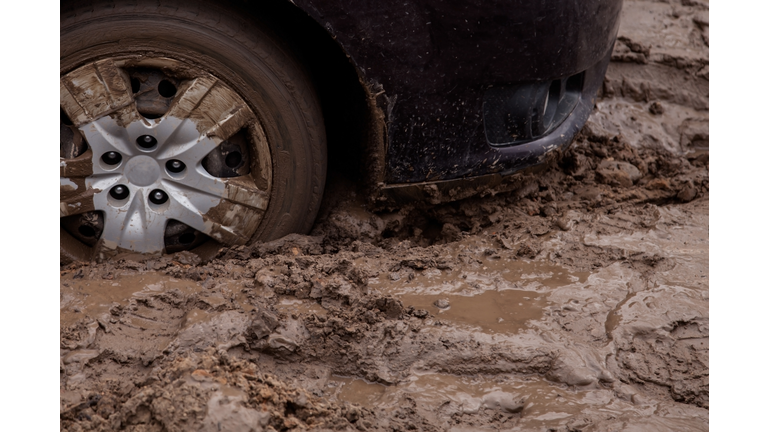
left=327, top=372, right=646, bottom=430
left=372, top=257, right=589, bottom=296
left=60, top=272, right=275, bottom=329
left=60, top=272, right=203, bottom=328
left=400, top=290, right=548, bottom=334
left=327, top=376, right=388, bottom=407
left=371, top=252, right=589, bottom=334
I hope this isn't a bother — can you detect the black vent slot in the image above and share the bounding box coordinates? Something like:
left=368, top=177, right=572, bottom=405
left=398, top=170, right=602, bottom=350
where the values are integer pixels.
left=483, top=71, right=584, bottom=146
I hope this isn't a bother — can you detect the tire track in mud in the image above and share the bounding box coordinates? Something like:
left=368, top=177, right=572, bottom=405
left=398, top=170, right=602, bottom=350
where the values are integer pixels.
left=61, top=192, right=708, bottom=430
left=60, top=160, right=710, bottom=432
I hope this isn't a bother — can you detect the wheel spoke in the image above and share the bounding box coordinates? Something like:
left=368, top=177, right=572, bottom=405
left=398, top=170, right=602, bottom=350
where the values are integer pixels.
left=60, top=59, right=134, bottom=126
left=156, top=80, right=255, bottom=163
left=156, top=134, right=218, bottom=164
left=61, top=173, right=122, bottom=217
left=81, top=115, right=139, bottom=159
left=166, top=169, right=268, bottom=211
left=162, top=176, right=264, bottom=245
left=220, top=177, right=269, bottom=211
left=201, top=100, right=254, bottom=142
left=60, top=150, right=93, bottom=178
left=165, top=192, right=245, bottom=245
left=163, top=170, right=224, bottom=203
left=165, top=76, right=217, bottom=120
left=60, top=181, right=97, bottom=217
left=166, top=77, right=255, bottom=140
left=99, top=189, right=166, bottom=253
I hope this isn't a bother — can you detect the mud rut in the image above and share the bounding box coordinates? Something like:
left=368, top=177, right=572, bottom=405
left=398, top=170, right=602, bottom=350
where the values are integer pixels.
left=60, top=1, right=709, bottom=431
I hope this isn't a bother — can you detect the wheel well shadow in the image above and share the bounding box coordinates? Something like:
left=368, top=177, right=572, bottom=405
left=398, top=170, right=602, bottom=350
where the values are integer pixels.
left=224, top=0, right=382, bottom=189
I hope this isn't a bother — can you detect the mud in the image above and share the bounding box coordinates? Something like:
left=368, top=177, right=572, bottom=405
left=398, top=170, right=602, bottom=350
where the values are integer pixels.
left=61, top=1, right=708, bottom=430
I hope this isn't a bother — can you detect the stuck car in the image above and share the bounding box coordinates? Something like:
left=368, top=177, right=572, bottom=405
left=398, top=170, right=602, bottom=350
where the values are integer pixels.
left=60, top=0, right=622, bottom=262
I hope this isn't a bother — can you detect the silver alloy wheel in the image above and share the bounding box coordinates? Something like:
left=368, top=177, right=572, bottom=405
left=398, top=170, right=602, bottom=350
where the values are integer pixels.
left=60, top=58, right=273, bottom=260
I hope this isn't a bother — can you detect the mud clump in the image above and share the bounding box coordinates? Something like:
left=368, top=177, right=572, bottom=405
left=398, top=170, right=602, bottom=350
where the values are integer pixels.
left=61, top=1, right=708, bottom=430
left=60, top=351, right=377, bottom=431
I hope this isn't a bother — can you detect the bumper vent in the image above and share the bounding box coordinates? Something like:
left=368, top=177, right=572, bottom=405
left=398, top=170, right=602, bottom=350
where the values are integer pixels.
left=483, top=72, right=584, bottom=146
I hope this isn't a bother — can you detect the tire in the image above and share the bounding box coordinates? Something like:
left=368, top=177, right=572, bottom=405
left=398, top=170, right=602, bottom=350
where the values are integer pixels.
left=60, top=0, right=327, bottom=263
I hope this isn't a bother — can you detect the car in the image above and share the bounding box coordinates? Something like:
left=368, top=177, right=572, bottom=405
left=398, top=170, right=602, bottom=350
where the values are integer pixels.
left=60, top=0, right=623, bottom=263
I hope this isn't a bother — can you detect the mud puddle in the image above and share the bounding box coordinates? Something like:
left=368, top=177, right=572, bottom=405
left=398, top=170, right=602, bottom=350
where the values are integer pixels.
left=372, top=243, right=590, bottom=296
left=60, top=272, right=202, bottom=328
left=371, top=247, right=590, bottom=333
left=399, top=290, right=548, bottom=334
left=327, top=376, right=388, bottom=407
left=328, top=371, right=708, bottom=431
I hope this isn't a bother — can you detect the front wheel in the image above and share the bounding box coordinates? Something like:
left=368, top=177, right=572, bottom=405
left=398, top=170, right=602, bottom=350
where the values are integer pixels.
left=60, top=0, right=327, bottom=263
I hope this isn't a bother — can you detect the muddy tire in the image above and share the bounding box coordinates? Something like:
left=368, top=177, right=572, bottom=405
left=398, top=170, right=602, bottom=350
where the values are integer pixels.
left=60, top=0, right=327, bottom=263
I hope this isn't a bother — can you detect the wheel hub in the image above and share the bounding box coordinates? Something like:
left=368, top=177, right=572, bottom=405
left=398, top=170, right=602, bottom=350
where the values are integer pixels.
left=124, top=155, right=161, bottom=187
left=60, top=58, right=272, bottom=259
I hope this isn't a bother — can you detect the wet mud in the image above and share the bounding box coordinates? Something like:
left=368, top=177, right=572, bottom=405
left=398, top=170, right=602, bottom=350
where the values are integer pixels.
left=60, top=1, right=708, bottom=430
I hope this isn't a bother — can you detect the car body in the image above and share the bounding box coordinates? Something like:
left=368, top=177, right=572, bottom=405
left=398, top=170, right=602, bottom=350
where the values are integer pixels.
left=60, top=0, right=622, bottom=261
left=292, top=0, right=621, bottom=185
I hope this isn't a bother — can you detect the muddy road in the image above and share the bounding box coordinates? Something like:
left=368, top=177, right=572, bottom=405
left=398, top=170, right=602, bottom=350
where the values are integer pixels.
left=60, top=1, right=709, bottom=430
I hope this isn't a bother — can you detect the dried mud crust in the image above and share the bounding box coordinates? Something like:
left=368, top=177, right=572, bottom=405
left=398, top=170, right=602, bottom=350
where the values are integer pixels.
left=60, top=0, right=708, bottom=430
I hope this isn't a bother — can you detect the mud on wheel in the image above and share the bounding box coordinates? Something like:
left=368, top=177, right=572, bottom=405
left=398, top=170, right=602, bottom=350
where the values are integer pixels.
left=60, top=0, right=327, bottom=263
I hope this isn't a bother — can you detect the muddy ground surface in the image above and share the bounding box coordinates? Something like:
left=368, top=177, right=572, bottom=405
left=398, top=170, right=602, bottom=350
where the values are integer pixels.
left=60, top=1, right=709, bottom=430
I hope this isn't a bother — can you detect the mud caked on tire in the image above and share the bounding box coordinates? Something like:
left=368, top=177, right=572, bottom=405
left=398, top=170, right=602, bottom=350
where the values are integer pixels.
left=60, top=0, right=327, bottom=263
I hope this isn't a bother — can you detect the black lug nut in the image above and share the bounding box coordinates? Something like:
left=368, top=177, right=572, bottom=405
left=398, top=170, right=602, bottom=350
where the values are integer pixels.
left=109, top=185, right=129, bottom=200
left=149, top=189, right=168, bottom=205
left=137, top=135, right=157, bottom=149
left=166, top=159, right=186, bottom=173
left=101, top=151, right=122, bottom=165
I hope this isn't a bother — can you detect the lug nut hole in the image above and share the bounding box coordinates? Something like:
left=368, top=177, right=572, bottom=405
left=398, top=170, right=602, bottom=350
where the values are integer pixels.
left=225, top=151, right=243, bottom=168
left=101, top=151, right=122, bottom=165
left=137, top=135, right=157, bottom=149
left=158, top=80, right=177, bottom=98
left=149, top=189, right=169, bottom=205
left=166, top=159, right=186, bottom=173
left=110, top=185, right=130, bottom=200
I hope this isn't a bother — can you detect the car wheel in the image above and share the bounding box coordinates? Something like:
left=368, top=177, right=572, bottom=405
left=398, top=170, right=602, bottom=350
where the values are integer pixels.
left=60, top=0, right=327, bottom=263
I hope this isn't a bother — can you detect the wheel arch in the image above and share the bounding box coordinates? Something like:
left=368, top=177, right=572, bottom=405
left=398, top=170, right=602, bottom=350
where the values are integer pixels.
left=61, top=0, right=386, bottom=189
left=224, top=0, right=386, bottom=190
